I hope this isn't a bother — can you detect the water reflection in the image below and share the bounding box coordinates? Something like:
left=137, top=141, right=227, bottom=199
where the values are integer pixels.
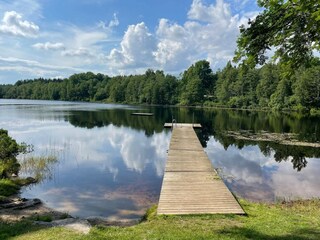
left=206, top=138, right=320, bottom=201
left=18, top=124, right=170, bottom=219
left=1, top=99, right=320, bottom=218
left=19, top=156, right=58, bottom=183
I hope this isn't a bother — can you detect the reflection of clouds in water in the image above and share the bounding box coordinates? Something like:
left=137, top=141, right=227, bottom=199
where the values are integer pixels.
left=3, top=117, right=169, bottom=218
left=151, top=132, right=170, bottom=176
left=206, top=139, right=271, bottom=185
left=109, top=127, right=153, bottom=173
left=36, top=184, right=157, bottom=220
left=5, top=119, right=169, bottom=179
left=272, top=158, right=320, bottom=200
left=206, top=138, right=320, bottom=201
left=108, top=126, right=170, bottom=175
left=206, top=140, right=275, bottom=201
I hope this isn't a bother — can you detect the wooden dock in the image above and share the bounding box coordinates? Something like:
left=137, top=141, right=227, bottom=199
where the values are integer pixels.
left=158, top=123, right=244, bottom=215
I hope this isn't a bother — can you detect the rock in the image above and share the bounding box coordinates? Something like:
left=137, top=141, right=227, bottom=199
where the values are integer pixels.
left=36, top=218, right=91, bottom=234
left=1, top=198, right=41, bottom=209
left=86, top=216, right=139, bottom=226
left=25, top=177, right=38, bottom=184
left=13, top=198, right=41, bottom=210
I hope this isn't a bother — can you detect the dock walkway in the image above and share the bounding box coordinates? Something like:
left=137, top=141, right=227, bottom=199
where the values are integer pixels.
left=157, top=123, right=244, bottom=215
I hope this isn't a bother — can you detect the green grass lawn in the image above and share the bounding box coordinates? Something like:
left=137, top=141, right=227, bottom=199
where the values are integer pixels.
left=1, top=199, right=320, bottom=240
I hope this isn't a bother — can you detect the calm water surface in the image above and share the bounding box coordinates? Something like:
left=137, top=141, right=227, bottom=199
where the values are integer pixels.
left=1, top=99, right=320, bottom=220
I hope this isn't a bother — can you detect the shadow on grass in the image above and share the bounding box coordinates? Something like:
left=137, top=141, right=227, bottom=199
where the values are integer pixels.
left=218, top=226, right=320, bottom=240
left=0, top=220, right=48, bottom=240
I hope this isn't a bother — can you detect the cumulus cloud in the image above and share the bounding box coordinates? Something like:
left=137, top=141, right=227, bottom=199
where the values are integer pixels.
left=33, top=42, right=65, bottom=51
left=107, top=0, right=259, bottom=73
left=154, top=0, right=247, bottom=70
left=154, top=19, right=191, bottom=70
left=188, top=0, right=232, bottom=23
left=108, top=22, right=157, bottom=68
left=0, top=11, right=39, bottom=37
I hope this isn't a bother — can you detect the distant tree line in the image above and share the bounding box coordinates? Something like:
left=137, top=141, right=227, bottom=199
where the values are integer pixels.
left=1, top=59, right=320, bottom=113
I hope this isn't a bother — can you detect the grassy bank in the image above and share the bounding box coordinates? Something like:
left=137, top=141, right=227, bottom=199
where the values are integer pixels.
left=0, top=177, right=38, bottom=200
left=1, top=199, right=320, bottom=239
left=0, top=179, right=20, bottom=199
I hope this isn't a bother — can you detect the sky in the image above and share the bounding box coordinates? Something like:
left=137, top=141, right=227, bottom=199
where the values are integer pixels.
left=0, top=0, right=261, bottom=84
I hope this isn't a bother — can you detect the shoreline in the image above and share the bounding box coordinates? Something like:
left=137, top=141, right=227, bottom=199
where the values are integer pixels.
left=1, top=98, right=319, bottom=116
left=0, top=195, right=139, bottom=227
left=1, top=198, right=320, bottom=238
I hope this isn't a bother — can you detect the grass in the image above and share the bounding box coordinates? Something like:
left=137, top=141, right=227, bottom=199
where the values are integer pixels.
left=0, top=199, right=320, bottom=239
left=0, top=179, right=20, bottom=197
left=0, top=177, right=38, bottom=199
left=31, top=215, right=53, bottom=222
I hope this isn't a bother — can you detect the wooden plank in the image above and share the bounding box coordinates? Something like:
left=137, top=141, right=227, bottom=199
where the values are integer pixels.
left=158, top=124, right=245, bottom=215
left=164, top=123, right=202, bottom=128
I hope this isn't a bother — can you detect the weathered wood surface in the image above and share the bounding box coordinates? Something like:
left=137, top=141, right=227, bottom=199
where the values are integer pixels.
left=158, top=124, right=244, bottom=215
left=164, top=123, right=202, bottom=128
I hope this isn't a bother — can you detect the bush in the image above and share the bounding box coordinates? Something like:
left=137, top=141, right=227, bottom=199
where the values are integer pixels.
left=0, top=179, right=20, bottom=197
left=310, top=108, right=320, bottom=116
left=0, top=129, right=32, bottom=178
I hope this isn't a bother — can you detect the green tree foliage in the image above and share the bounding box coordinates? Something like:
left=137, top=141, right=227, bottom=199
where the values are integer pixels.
left=256, top=64, right=280, bottom=107
left=0, top=129, right=29, bottom=178
left=295, top=66, right=320, bottom=108
left=234, top=0, right=320, bottom=71
left=179, top=60, right=216, bottom=105
left=0, top=60, right=320, bottom=112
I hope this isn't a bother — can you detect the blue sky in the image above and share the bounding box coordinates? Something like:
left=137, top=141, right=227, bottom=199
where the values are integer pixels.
left=0, top=0, right=261, bottom=84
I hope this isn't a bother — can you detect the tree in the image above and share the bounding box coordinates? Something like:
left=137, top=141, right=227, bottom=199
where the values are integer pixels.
left=295, top=66, right=320, bottom=108
left=0, top=129, right=30, bottom=178
left=215, top=62, right=239, bottom=103
left=234, top=0, right=320, bottom=71
left=256, top=64, right=280, bottom=106
left=179, top=60, right=215, bottom=105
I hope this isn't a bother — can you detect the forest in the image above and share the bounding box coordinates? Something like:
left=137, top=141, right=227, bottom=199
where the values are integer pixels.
left=1, top=59, right=320, bottom=114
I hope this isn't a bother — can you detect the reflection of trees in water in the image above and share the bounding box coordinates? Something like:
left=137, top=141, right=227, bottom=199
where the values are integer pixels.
left=213, top=134, right=320, bottom=171
left=66, top=109, right=167, bottom=136
left=64, top=106, right=320, bottom=171
left=262, top=143, right=313, bottom=171
left=19, top=156, right=58, bottom=182
left=194, top=109, right=320, bottom=171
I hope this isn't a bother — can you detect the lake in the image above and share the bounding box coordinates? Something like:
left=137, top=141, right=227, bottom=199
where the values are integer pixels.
left=1, top=99, right=320, bottom=221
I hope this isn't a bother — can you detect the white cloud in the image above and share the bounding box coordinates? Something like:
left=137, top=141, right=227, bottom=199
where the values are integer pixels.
left=0, top=0, right=262, bottom=82
left=0, top=56, right=80, bottom=71
left=98, top=13, right=119, bottom=30
left=0, top=0, right=41, bottom=19
left=154, top=19, right=191, bottom=70
left=71, top=29, right=107, bottom=48
left=107, top=0, right=259, bottom=73
left=33, top=42, right=65, bottom=50
left=188, top=0, right=231, bottom=24
left=108, top=22, right=157, bottom=68
left=0, top=56, right=84, bottom=81
left=0, top=11, right=39, bottom=37
left=62, top=48, right=94, bottom=57
left=109, top=13, right=119, bottom=28
left=57, top=28, right=109, bottom=63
